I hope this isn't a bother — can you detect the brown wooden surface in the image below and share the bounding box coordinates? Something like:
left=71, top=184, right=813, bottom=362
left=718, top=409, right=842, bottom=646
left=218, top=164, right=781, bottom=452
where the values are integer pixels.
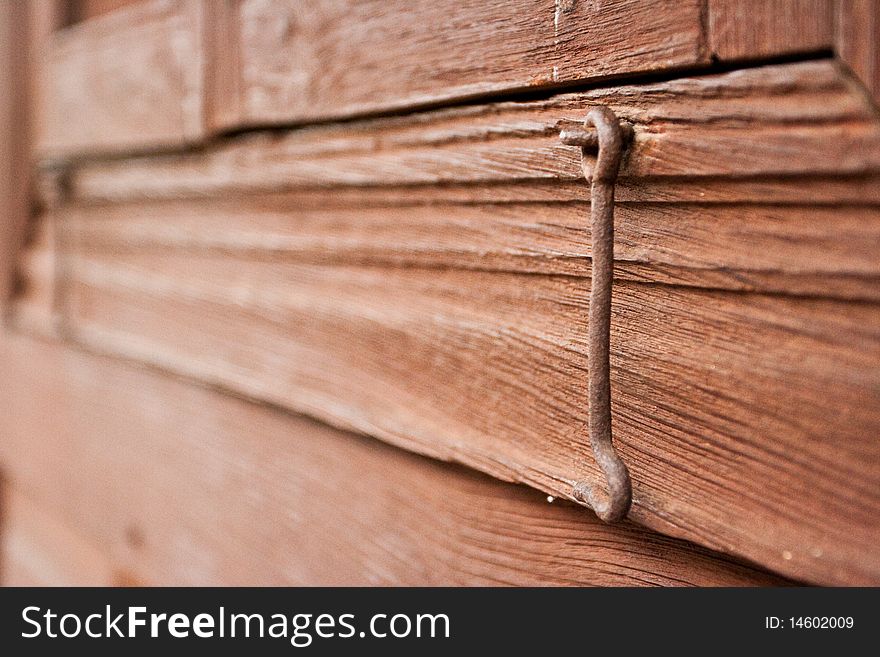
left=203, top=0, right=241, bottom=135
left=41, top=0, right=707, bottom=150
left=708, top=0, right=834, bottom=61
left=32, top=1, right=880, bottom=159
left=53, top=253, right=880, bottom=586
left=10, top=211, right=59, bottom=336
left=57, top=61, right=880, bottom=303
left=0, top=332, right=789, bottom=586
left=3, top=0, right=66, bottom=327
left=11, top=5, right=880, bottom=588
left=0, top=486, right=117, bottom=586
left=34, top=1, right=880, bottom=160
left=64, top=62, right=880, bottom=195
left=37, top=0, right=206, bottom=159
left=0, top=1, right=31, bottom=316
left=57, top=191, right=880, bottom=301
left=837, top=0, right=880, bottom=102
left=217, top=0, right=705, bottom=131
left=70, top=0, right=148, bottom=23
left=14, top=61, right=879, bottom=585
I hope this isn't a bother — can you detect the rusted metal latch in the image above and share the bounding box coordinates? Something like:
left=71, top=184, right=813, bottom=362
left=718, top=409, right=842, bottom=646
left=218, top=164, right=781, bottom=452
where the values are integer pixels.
left=560, top=107, right=633, bottom=522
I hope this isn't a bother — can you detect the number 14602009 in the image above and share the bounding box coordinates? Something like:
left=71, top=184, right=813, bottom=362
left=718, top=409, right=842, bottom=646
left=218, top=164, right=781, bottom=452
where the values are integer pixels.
left=765, top=617, right=854, bottom=629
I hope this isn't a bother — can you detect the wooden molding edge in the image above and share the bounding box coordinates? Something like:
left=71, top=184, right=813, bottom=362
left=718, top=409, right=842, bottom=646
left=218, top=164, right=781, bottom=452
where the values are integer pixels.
left=836, top=0, right=880, bottom=105
left=707, top=0, right=880, bottom=107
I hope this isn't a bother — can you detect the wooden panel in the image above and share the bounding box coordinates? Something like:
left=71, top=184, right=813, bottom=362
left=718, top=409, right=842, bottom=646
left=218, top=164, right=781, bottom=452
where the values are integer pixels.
left=60, top=195, right=880, bottom=301
left=37, top=0, right=205, bottom=159
left=708, top=0, right=834, bottom=61
left=67, top=62, right=880, bottom=198
left=2, top=1, right=68, bottom=317
left=71, top=0, right=148, bottom=23
left=837, top=0, right=880, bottom=103
left=203, top=0, right=241, bottom=134
left=57, top=61, right=880, bottom=303
left=0, top=334, right=788, bottom=586
left=213, top=0, right=706, bottom=131
left=0, top=486, right=116, bottom=587
left=26, top=60, right=880, bottom=585
left=56, top=251, right=880, bottom=586
left=0, top=1, right=30, bottom=315
left=9, top=213, right=59, bottom=336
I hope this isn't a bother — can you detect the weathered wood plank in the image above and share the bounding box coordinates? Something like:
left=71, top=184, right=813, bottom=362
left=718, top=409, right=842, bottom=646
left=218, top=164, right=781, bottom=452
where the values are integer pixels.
left=45, top=61, right=880, bottom=302
left=22, top=186, right=880, bottom=345
left=0, top=333, right=789, bottom=586
left=9, top=214, right=58, bottom=336
left=203, top=0, right=242, bottom=134
left=60, top=196, right=880, bottom=301
left=37, top=0, right=206, bottom=160
left=0, top=486, right=117, bottom=587
left=70, top=0, right=148, bottom=23
left=708, top=0, right=834, bottom=61
left=55, top=246, right=880, bottom=586
left=62, top=62, right=880, bottom=200
left=0, top=1, right=31, bottom=316
left=52, top=175, right=880, bottom=206
left=20, top=58, right=879, bottom=584
left=218, top=0, right=706, bottom=131
left=837, top=0, right=880, bottom=103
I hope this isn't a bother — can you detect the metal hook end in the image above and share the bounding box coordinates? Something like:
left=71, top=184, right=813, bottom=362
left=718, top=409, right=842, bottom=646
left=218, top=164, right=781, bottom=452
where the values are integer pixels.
left=572, top=459, right=632, bottom=523
left=559, top=122, right=633, bottom=151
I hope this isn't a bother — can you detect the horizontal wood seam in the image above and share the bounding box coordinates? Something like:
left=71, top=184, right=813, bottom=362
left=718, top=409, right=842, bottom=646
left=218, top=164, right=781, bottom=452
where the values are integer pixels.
left=37, top=52, right=843, bottom=167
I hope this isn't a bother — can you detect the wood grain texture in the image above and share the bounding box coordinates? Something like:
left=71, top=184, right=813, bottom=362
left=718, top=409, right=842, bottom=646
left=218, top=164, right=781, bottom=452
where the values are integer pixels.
left=70, top=0, right=148, bottom=23
left=2, top=1, right=68, bottom=318
left=0, top=333, right=789, bottom=586
left=214, top=0, right=706, bottom=130
left=54, top=61, right=880, bottom=303
left=0, top=486, right=117, bottom=587
left=55, top=249, right=880, bottom=586
left=37, top=0, right=206, bottom=159
left=64, top=62, right=880, bottom=196
left=708, top=0, right=834, bottom=61
left=15, top=60, right=877, bottom=585
left=58, top=195, right=880, bottom=301
left=837, top=0, right=880, bottom=103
